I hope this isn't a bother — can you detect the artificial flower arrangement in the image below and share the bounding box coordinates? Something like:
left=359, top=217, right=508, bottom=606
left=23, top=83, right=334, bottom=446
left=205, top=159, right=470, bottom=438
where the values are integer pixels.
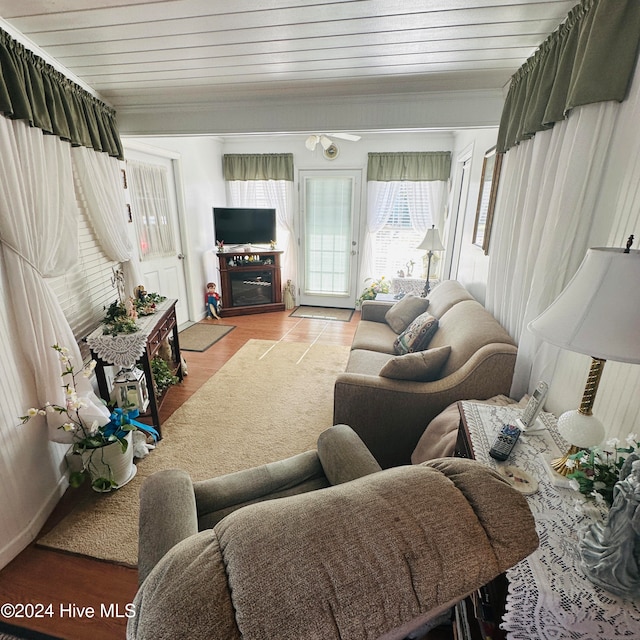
left=20, top=345, right=139, bottom=492
left=102, top=290, right=166, bottom=336
left=566, top=433, right=640, bottom=507
left=358, top=276, right=390, bottom=306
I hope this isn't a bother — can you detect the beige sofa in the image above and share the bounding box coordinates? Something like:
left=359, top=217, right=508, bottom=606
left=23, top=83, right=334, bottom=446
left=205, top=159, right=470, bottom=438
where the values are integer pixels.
left=334, top=281, right=517, bottom=468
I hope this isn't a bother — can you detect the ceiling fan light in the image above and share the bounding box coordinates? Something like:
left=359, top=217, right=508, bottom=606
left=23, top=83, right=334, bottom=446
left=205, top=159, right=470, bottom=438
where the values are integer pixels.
left=320, top=135, right=332, bottom=150
left=305, top=135, right=319, bottom=151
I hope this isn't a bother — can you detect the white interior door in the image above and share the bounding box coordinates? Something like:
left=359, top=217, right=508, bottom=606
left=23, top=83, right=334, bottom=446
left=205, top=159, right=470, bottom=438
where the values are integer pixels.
left=124, top=147, right=189, bottom=326
left=298, top=170, right=361, bottom=308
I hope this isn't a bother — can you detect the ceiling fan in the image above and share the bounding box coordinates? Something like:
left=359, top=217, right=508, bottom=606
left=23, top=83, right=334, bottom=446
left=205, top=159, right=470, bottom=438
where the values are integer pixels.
left=305, top=133, right=361, bottom=160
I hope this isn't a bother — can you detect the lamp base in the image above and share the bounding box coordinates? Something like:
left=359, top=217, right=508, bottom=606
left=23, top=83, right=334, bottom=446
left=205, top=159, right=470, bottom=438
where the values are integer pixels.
left=557, top=409, right=605, bottom=449
left=550, top=444, right=582, bottom=477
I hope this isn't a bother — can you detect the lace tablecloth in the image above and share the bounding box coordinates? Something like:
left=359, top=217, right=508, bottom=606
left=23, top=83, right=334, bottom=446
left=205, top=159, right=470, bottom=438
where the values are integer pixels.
left=86, top=298, right=176, bottom=367
left=460, top=401, right=640, bottom=640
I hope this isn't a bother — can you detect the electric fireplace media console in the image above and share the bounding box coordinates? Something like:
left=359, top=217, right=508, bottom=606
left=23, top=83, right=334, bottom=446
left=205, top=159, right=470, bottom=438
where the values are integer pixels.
left=217, top=250, right=285, bottom=316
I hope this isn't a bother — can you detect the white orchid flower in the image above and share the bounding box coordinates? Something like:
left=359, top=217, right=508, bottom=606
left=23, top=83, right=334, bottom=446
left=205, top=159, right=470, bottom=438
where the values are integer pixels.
left=564, top=458, right=577, bottom=470
left=569, top=479, right=581, bottom=492
left=61, top=422, right=76, bottom=432
left=27, top=408, right=39, bottom=417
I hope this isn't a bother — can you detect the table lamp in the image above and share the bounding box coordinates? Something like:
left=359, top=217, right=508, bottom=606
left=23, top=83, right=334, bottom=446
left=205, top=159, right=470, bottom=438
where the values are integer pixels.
left=417, top=225, right=444, bottom=296
left=528, top=236, right=640, bottom=475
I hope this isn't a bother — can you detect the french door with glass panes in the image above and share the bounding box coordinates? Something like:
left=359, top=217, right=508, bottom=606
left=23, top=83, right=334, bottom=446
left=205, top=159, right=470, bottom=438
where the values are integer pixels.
left=298, top=170, right=361, bottom=308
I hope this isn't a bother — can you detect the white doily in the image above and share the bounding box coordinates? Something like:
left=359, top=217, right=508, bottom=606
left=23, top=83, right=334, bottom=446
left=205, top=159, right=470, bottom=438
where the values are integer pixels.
left=86, top=299, right=174, bottom=367
left=460, top=402, right=640, bottom=640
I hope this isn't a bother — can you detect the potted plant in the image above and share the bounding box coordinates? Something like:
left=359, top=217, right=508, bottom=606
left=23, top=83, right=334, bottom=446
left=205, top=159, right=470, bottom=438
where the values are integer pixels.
left=20, top=344, right=138, bottom=492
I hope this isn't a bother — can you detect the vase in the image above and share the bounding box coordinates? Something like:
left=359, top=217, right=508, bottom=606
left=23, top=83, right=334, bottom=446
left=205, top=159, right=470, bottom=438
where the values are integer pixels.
left=81, top=431, right=137, bottom=492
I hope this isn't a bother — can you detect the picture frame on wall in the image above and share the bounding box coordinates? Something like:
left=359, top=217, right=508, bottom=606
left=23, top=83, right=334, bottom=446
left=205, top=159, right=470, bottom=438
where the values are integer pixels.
left=472, top=146, right=503, bottom=255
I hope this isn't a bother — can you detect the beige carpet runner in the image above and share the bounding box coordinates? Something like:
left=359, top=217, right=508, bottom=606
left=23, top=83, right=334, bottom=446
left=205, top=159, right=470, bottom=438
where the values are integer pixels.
left=37, top=339, right=350, bottom=567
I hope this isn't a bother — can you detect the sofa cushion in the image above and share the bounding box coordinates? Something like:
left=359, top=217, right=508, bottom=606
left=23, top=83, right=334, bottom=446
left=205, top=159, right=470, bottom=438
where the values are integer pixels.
left=345, top=349, right=394, bottom=375
left=384, top=294, right=430, bottom=333
left=429, top=300, right=515, bottom=377
left=379, top=346, right=451, bottom=382
left=427, top=280, right=475, bottom=318
left=393, top=312, right=439, bottom=355
left=351, top=320, right=398, bottom=354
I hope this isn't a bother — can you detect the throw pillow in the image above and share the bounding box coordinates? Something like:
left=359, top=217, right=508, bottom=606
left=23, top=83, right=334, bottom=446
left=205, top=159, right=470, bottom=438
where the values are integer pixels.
left=393, top=312, right=439, bottom=355
left=384, top=294, right=430, bottom=334
left=379, top=346, right=451, bottom=382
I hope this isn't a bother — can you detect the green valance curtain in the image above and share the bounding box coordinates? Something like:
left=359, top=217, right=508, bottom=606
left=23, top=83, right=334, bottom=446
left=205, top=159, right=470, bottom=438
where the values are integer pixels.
left=223, top=153, right=294, bottom=181
left=0, top=27, right=123, bottom=159
left=497, top=0, right=640, bottom=153
left=367, top=152, right=451, bottom=182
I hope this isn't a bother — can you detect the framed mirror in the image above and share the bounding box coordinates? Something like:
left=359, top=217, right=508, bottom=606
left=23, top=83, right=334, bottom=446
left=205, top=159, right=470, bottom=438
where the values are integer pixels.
left=472, top=146, right=503, bottom=255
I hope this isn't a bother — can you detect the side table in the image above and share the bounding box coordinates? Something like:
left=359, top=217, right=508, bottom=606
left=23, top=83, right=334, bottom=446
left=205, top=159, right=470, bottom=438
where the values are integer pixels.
left=86, top=299, right=183, bottom=438
left=455, top=400, right=640, bottom=639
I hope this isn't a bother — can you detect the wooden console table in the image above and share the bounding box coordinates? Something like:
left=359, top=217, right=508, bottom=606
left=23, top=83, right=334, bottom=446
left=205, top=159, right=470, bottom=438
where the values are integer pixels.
left=85, top=299, right=183, bottom=438
left=217, top=249, right=285, bottom=316
left=455, top=400, right=640, bottom=639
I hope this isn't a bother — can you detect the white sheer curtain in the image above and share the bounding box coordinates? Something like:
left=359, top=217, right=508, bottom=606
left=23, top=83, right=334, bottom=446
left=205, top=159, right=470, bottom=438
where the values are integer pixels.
left=0, top=118, right=110, bottom=442
left=128, top=160, right=176, bottom=260
left=486, top=99, right=621, bottom=399
left=360, top=180, right=447, bottom=294
left=226, top=180, right=296, bottom=283
left=71, top=146, right=143, bottom=292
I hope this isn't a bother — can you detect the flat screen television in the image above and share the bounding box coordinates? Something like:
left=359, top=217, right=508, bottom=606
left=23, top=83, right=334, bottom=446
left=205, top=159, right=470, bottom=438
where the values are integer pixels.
left=213, top=207, right=277, bottom=247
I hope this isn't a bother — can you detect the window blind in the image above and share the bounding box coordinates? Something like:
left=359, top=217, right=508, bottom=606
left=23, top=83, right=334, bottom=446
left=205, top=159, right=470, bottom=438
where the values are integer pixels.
left=49, top=209, right=119, bottom=360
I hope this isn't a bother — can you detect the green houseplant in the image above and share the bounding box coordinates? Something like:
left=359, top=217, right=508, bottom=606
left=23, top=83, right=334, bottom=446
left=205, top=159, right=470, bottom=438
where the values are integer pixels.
left=20, top=344, right=138, bottom=492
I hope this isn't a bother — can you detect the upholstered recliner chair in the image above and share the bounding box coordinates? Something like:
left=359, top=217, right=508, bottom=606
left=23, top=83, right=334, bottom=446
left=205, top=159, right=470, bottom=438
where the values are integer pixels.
left=128, top=437, right=538, bottom=640
left=137, top=424, right=383, bottom=583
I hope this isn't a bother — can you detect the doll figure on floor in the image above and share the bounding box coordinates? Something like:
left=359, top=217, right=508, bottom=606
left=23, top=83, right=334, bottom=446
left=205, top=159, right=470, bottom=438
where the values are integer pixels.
left=205, top=282, right=221, bottom=319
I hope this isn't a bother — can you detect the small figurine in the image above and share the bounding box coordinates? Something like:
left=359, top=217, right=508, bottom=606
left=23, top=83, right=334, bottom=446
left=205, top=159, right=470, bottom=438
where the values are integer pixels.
left=124, top=296, right=138, bottom=320
left=283, top=279, right=296, bottom=310
left=205, top=282, right=221, bottom=319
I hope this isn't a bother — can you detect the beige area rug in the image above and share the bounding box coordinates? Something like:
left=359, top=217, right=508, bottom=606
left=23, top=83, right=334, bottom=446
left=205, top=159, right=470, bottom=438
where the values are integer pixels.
left=178, top=322, right=235, bottom=351
left=37, top=339, right=350, bottom=567
left=290, top=305, right=354, bottom=322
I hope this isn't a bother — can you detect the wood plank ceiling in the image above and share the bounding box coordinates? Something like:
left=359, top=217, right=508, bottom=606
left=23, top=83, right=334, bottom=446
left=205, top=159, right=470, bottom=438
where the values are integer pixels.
left=0, top=0, right=576, bottom=112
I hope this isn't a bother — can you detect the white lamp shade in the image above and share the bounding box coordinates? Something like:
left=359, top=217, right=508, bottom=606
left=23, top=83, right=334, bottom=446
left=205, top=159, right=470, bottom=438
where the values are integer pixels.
left=528, top=247, right=640, bottom=364
left=417, top=226, right=444, bottom=252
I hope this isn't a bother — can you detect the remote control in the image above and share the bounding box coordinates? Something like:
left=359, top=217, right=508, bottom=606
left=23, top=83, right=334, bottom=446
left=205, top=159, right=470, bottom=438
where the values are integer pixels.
left=489, top=424, right=521, bottom=461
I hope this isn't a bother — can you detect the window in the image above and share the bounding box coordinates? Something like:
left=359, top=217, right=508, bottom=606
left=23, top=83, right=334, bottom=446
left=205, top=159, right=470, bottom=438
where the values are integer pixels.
left=127, top=160, right=176, bottom=260
left=372, top=182, right=432, bottom=278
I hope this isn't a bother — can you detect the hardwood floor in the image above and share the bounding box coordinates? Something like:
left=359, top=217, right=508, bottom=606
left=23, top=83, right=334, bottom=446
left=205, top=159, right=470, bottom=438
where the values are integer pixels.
left=0, top=310, right=359, bottom=640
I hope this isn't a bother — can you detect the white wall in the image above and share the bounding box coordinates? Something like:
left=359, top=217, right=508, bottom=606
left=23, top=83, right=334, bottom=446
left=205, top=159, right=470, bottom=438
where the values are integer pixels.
left=118, top=89, right=504, bottom=137
left=448, top=129, right=500, bottom=305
